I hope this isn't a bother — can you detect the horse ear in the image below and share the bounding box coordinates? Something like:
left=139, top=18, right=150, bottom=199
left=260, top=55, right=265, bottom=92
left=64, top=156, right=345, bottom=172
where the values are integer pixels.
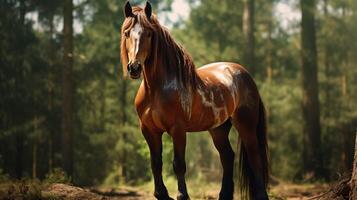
left=144, top=1, right=152, bottom=19
left=124, top=1, right=134, bottom=18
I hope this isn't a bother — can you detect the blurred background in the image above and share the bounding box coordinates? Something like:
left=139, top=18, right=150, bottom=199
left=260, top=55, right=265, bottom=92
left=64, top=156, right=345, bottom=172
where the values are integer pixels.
left=0, top=0, right=357, bottom=197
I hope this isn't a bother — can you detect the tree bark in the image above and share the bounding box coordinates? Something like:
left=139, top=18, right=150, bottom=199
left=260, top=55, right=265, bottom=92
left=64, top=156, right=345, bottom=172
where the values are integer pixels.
left=242, top=0, right=255, bottom=76
left=266, top=1, right=273, bottom=83
left=15, top=133, right=23, bottom=179
left=300, top=0, right=323, bottom=179
left=350, top=131, right=357, bottom=199
left=15, top=0, right=27, bottom=179
left=120, top=79, right=128, bottom=182
left=62, top=0, right=74, bottom=177
left=48, top=14, right=55, bottom=174
left=32, top=116, right=39, bottom=179
left=323, top=0, right=332, bottom=119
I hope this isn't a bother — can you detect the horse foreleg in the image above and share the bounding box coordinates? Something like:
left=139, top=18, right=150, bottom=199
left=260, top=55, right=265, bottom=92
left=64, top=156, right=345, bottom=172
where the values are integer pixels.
left=209, top=120, right=234, bottom=200
left=141, top=125, right=173, bottom=200
left=170, top=127, right=190, bottom=200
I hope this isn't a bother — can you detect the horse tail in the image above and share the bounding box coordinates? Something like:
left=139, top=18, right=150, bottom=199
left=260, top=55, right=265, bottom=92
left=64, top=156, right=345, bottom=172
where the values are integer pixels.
left=237, top=97, right=269, bottom=199
left=256, top=98, right=269, bottom=186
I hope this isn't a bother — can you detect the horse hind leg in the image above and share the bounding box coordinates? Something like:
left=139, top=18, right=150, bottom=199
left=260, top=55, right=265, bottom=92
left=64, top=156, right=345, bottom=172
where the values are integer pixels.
left=231, top=104, right=269, bottom=200
left=209, top=119, right=235, bottom=200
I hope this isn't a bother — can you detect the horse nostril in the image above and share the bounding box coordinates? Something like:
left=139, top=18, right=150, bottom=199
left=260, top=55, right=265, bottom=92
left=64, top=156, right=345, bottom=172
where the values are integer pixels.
left=132, top=63, right=141, bottom=71
left=127, top=64, right=132, bottom=72
left=137, top=64, right=142, bottom=70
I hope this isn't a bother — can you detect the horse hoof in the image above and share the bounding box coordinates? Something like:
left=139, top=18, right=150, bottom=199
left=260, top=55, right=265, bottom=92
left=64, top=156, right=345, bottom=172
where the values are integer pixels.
left=256, top=194, right=269, bottom=200
left=155, top=195, right=174, bottom=200
left=218, top=193, right=233, bottom=200
left=154, top=191, right=174, bottom=200
left=177, top=193, right=190, bottom=200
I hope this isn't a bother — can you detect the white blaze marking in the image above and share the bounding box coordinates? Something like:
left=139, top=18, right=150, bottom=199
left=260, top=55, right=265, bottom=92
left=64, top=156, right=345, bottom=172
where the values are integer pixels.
left=131, top=22, right=143, bottom=56
left=213, top=66, right=241, bottom=109
left=197, top=65, right=243, bottom=128
left=197, top=88, right=227, bottom=128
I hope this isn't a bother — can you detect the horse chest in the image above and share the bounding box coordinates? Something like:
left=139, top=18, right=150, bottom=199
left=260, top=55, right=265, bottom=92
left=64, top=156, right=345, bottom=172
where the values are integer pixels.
left=137, top=96, right=186, bottom=131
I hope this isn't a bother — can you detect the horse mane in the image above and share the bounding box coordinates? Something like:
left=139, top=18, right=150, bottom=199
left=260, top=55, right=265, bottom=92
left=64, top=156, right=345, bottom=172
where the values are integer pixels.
left=120, top=7, right=198, bottom=90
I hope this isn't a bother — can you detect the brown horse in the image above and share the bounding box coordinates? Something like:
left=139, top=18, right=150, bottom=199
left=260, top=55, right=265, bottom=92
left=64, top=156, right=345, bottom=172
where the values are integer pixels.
left=120, top=1, right=269, bottom=200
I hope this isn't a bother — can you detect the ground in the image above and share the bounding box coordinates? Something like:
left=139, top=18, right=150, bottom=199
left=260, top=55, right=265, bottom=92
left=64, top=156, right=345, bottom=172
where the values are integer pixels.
left=0, top=181, right=331, bottom=200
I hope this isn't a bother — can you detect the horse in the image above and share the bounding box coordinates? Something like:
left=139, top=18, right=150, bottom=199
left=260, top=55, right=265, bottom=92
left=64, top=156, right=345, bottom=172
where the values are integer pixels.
left=120, top=1, right=269, bottom=200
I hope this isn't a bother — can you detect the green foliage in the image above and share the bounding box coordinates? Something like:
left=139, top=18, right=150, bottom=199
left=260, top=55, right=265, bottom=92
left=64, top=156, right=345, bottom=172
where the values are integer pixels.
left=0, top=0, right=356, bottom=189
left=0, top=170, right=9, bottom=183
left=260, top=81, right=303, bottom=180
left=44, top=168, right=71, bottom=184
left=173, top=0, right=357, bottom=181
left=0, top=180, right=43, bottom=200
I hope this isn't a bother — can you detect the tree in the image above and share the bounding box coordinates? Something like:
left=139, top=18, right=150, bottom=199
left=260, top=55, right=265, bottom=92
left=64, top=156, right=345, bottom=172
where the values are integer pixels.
left=15, top=0, right=27, bottom=179
left=300, top=0, right=323, bottom=179
left=350, top=132, right=357, bottom=199
left=62, top=0, right=74, bottom=177
left=1, top=0, right=357, bottom=187
left=242, top=0, right=255, bottom=76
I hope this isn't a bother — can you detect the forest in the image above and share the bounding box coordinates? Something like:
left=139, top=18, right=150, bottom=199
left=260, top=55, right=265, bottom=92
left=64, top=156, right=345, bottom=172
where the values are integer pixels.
left=0, top=0, right=357, bottom=199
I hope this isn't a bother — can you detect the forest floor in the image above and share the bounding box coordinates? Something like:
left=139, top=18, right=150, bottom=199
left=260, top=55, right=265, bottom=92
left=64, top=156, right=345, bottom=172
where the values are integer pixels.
left=0, top=181, right=332, bottom=200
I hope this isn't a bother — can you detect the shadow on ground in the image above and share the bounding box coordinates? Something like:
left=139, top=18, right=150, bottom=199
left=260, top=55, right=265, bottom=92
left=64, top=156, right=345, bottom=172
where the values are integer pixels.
left=0, top=182, right=334, bottom=200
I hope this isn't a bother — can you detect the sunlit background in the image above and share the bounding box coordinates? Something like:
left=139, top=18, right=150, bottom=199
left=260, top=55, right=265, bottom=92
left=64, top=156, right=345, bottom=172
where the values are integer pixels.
left=1, top=0, right=357, bottom=199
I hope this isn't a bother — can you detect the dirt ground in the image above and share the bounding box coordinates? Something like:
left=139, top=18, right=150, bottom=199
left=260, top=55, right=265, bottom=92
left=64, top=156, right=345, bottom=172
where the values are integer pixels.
left=1, top=182, right=332, bottom=200
left=43, top=184, right=156, bottom=200
left=44, top=183, right=329, bottom=200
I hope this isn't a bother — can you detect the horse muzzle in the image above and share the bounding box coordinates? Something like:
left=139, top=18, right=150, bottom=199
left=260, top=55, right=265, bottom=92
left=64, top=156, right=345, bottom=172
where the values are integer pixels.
left=127, top=61, right=142, bottom=79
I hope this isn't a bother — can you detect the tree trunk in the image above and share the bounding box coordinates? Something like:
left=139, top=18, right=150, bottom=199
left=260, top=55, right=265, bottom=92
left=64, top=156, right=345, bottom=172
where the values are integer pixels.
left=15, top=133, right=23, bottom=179
left=48, top=14, right=55, bottom=174
left=242, top=0, right=255, bottom=76
left=350, top=131, right=357, bottom=199
left=62, top=0, right=74, bottom=177
left=15, top=0, right=27, bottom=179
left=300, top=0, right=323, bottom=179
left=99, top=79, right=106, bottom=131
left=120, top=79, right=128, bottom=182
left=341, top=73, right=349, bottom=172
left=32, top=116, right=39, bottom=179
left=48, top=136, right=53, bottom=173
left=266, top=1, right=273, bottom=83
left=323, top=0, right=332, bottom=118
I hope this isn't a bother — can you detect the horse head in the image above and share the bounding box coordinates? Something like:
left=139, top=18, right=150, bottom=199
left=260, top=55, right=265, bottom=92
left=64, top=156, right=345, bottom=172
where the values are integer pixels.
left=121, top=1, right=154, bottom=79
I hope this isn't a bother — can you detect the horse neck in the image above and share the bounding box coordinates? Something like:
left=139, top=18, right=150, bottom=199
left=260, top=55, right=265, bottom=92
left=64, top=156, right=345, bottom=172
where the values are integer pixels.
left=142, top=62, right=191, bottom=94
left=142, top=45, right=198, bottom=94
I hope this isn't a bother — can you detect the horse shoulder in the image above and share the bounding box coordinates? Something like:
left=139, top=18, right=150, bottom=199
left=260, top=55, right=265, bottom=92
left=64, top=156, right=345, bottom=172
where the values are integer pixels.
left=134, top=82, right=149, bottom=118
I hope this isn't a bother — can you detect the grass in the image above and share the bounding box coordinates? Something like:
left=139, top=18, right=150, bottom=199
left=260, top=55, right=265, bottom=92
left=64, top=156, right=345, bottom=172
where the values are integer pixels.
left=0, top=168, right=71, bottom=200
left=0, top=179, right=55, bottom=200
left=135, top=176, right=221, bottom=199
left=0, top=168, right=329, bottom=200
left=120, top=177, right=329, bottom=200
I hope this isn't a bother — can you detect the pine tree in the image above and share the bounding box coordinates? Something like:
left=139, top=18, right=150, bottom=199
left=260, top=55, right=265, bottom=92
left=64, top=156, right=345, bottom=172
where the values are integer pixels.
left=62, top=0, right=74, bottom=176
left=300, top=0, right=323, bottom=179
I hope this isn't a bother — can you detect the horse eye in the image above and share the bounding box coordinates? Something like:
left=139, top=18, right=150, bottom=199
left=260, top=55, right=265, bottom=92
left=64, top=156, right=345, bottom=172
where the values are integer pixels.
left=124, top=31, right=130, bottom=38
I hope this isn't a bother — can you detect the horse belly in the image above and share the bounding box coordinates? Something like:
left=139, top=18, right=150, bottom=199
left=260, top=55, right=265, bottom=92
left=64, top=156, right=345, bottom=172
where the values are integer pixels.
left=146, top=97, right=227, bottom=132
left=186, top=109, right=217, bottom=132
